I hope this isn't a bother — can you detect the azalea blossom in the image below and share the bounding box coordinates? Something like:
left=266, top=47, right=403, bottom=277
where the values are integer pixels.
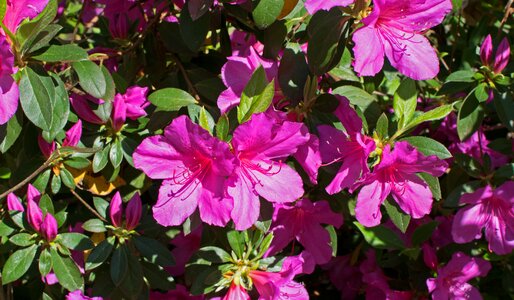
left=426, top=252, right=491, bottom=300
left=352, top=0, right=452, bottom=80
left=266, top=198, right=343, bottom=264
left=109, top=191, right=143, bottom=230
left=318, top=96, right=375, bottom=194
left=353, top=141, right=448, bottom=227
left=111, top=86, right=150, bottom=132
left=304, top=0, right=355, bottom=15
left=452, top=181, right=514, bottom=255
left=480, top=34, right=511, bottom=74
left=227, top=113, right=309, bottom=230
left=133, top=115, right=236, bottom=226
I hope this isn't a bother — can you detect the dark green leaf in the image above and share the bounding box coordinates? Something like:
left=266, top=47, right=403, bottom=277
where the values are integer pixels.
left=72, top=61, right=107, bottom=99
left=10, top=233, right=35, bottom=247
left=93, top=197, right=109, bottom=219
left=457, top=93, right=484, bottom=141
left=419, top=173, right=442, bottom=200
left=494, top=92, right=514, bottom=131
left=354, top=222, right=405, bottom=249
left=111, top=244, right=129, bottom=286
left=59, top=233, right=94, bottom=250
left=60, top=167, right=76, bottom=189
left=142, top=261, right=175, bottom=290
left=85, top=237, right=115, bottom=271
left=179, top=3, right=211, bottom=52
left=400, top=136, right=452, bottom=159
left=227, top=231, right=244, bottom=257
left=21, top=24, right=62, bottom=54
left=16, top=0, right=58, bottom=46
left=109, top=139, right=123, bottom=169
left=375, top=113, right=389, bottom=139
left=237, top=66, right=274, bottom=123
left=50, top=247, right=84, bottom=291
left=39, top=248, right=52, bottom=277
left=407, top=104, right=454, bottom=131
left=31, top=44, right=88, bottom=62
left=82, top=219, right=106, bottom=233
left=384, top=200, right=411, bottom=233
left=198, top=246, right=232, bottom=263
left=133, top=236, right=175, bottom=267
left=393, top=78, right=417, bottom=128
left=278, top=44, right=309, bottom=102
left=0, top=109, right=23, bottom=153
left=412, top=221, right=439, bottom=246
left=92, top=145, right=110, bottom=173
left=2, top=244, right=38, bottom=284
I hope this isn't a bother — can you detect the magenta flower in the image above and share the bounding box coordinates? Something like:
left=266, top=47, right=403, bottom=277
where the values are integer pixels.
left=352, top=0, right=452, bottom=80
left=248, top=255, right=308, bottom=300
left=26, top=184, right=44, bottom=232
left=222, top=283, right=250, bottom=300
left=109, top=191, right=143, bottom=230
left=227, top=113, right=309, bottom=230
left=38, top=120, right=83, bottom=158
left=480, top=34, right=511, bottom=74
left=7, top=193, right=24, bottom=212
left=452, top=182, right=514, bottom=255
left=69, top=93, right=106, bottom=125
left=0, top=35, right=19, bottom=125
left=66, top=290, right=102, bottom=300
left=111, top=86, right=150, bottom=132
left=266, top=198, right=343, bottom=264
left=321, top=255, right=362, bottom=299
left=133, top=116, right=236, bottom=226
left=40, top=213, right=58, bottom=242
left=426, top=252, right=491, bottom=300
left=304, top=0, right=354, bottom=15
left=218, top=36, right=277, bottom=114
left=318, top=96, right=375, bottom=194
left=353, top=141, right=448, bottom=227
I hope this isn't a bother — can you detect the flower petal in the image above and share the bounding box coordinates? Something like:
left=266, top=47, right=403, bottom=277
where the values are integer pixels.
left=352, top=26, right=385, bottom=77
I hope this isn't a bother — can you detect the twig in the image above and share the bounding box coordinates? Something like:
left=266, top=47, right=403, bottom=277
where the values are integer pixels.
left=170, top=53, right=201, bottom=102
left=0, top=156, right=54, bottom=201
left=70, top=189, right=108, bottom=222
left=499, top=0, right=513, bottom=33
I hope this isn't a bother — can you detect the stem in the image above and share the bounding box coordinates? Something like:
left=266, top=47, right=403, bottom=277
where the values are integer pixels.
left=0, top=156, right=54, bottom=201
left=70, top=189, right=108, bottom=222
left=170, top=53, right=201, bottom=102
left=499, top=0, right=513, bottom=33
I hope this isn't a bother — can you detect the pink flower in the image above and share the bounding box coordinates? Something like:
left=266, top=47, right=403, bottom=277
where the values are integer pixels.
left=352, top=0, right=452, bottom=80
left=304, top=0, right=354, bottom=15
left=248, top=255, right=308, bottom=300
left=66, top=290, right=103, bottom=300
left=480, top=34, right=511, bottom=74
left=3, top=0, right=50, bottom=34
left=318, top=97, right=376, bottom=194
left=0, top=35, right=19, bottom=125
left=40, top=213, right=58, bottom=241
left=321, top=255, right=362, bottom=300
left=7, top=193, right=24, bottom=212
left=26, top=184, right=44, bottom=232
left=38, top=120, right=83, bottom=158
left=452, top=182, right=514, bottom=255
left=218, top=34, right=278, bottom=114
left=109, top=192, right=143, bottom=230
left=353, top=141, right=448, bottom=227
left=223, top=283, right=250, bottom=300
left=360, top=250, right=412, bottom=300
left=227, top=113, right=309, bottom=230
left=133, top=116, right=236, bottom=226
left=69, top=93, right=106, bottom=125
left=266, top=198, right=343, bottom=264
left=426, top=252, right=490, bottom=300
left=111, top=86, right=150, bottom=132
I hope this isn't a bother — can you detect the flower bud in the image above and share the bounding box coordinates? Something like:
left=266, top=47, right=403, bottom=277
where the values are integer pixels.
left=26, top=185, right=43, bottom=232
left=111, top=95, right=127, bottom=132
left=41, top=213, right=58, bottom=242
left=125, top=192, right=142, bottom=230
left=7, top=193, right=24, bottom=212
left=109, top=192, right=123, bottom=227
left=63, top=120, right=82, bottom=147
left=480, top=34, right=493, bottom=67
left=493, top=37, right=511, bottom=74
left=422, top=243, right=438, bottom=270
left=37, top=135, right=56, bottom=159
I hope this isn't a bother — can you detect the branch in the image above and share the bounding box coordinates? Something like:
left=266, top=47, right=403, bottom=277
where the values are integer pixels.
left=0, top=156, right=54, bottom=201
left=70, top=189, right=108, bottom=222
left=170, top=53, right=202, bottom=102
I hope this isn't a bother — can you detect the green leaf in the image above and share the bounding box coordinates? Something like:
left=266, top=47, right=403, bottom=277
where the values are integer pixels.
left=72, top=60, right=107, bottom=99
left=93, top=197, right=109, bottom=219
left=457, top=93, right=484, bottom=141
left=19, top=67, right=70, bottom=137
left=60, top=168, right=76, bottom=189
left=237, top=66, right=275, bottom=123
left=199, top=107, right=212, bottom=133
left=31, top=44, right=88, bottom=62
left=278, top=44, right=309, bottom=102
left=216, top=114, right=229, bottom=141
left=16, top=0, right=58, bottom=46
left=393, top=78, right=417, bottom=128
left=332, top=86, right=381, bottom=125
left=2, top=244, right=38, bottom=284
left=411, top=221, right=439, bottom=246
left=406, top=104, right=454, bottom=131
left=400, top=136, right=452, bottom=159
left=59, top=233, right=94, bottom=250
left=21, top=24, right=62, bottom=54
left=82, top=219, right=106, bottom=233
left=375, top=113, right=389, bottom=139
left=142, top=262, right=175, bottom=291
left=0, top=110, right=23, bottom=153
left=119, top=250, right=144, bottom=296
left=252, top=0, right=284, bottom=29
left=444, top=180, right=482, bottom=208
left=64, top=156, right=90, bottom=169
left=148, top=88, right=197, bottom=111
left=133, top=236, right=175, bottom=267
left=327, top=226, right=338, bottom=257
left=100, top=66, right=116, bottom=102
left=354, top=222, right=405, bottom=249
left=111, top=244, right=129, bottom=286
left=383, top=200, right=411, bottom=233
left=50, top=247, right=84, bottom=291
left=51, top=173, right=62, bottom=194
left=494, top=92, right=514, bottom=131
left=0, top=0, right=6, bottom=21
left=10, top=233, right=35, bottom=247
left=85, top=237, right=115, bottom=271
left=198, top=246, right=232, bottom=263
left=92, top=145, right=110, bottom=173
left=474, top=83, right=489, bottom=103
left=39, top=248, right=52, bottom=277
left=227, top=231, right=244, bottom=258
left=39, top=194, right=54, bottom=215
left=307, top=8, right=346, bottom=75
left=179, top=2, right=211, bottom=52
left=109, top=139, right=123, bottom=169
